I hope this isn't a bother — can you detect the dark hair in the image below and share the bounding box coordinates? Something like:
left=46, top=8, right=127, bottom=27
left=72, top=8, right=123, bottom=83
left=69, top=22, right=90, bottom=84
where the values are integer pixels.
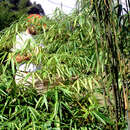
left=28, top=4, right=45, bottom=16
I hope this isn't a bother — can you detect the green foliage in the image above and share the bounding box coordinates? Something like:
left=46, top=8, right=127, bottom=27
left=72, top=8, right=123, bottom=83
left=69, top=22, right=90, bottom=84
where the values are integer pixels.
left=0, top=0, right=129, bottom=129
left=0, top=1, right=15, bottom=30
left=0, top=0, right=31, bottom=30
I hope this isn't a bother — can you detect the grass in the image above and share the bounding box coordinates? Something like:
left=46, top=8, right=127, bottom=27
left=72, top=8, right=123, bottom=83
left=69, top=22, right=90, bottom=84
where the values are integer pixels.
left=0, top=0, right=129, bottom=129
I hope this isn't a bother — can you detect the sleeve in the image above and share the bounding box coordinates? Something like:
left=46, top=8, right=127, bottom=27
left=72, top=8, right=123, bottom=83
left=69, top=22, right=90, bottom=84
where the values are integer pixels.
left=11, top=33, right=25, bottom=52
left=11, top=33, right=35, bottom=52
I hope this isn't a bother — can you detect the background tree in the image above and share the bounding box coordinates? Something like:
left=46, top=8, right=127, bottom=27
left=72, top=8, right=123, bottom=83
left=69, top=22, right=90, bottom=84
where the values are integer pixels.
left=0, top=0, right=45, bottom=31
left=0, top=0, right=30, bottom=30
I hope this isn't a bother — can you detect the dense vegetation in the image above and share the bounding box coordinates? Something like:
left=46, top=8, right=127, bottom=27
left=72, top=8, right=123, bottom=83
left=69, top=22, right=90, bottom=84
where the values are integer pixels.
left=0, top=0, right=129, bottom=129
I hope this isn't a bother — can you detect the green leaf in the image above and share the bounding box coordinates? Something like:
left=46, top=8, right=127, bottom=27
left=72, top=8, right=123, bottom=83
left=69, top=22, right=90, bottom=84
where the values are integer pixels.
left=28, top=106, right=40, bottom=120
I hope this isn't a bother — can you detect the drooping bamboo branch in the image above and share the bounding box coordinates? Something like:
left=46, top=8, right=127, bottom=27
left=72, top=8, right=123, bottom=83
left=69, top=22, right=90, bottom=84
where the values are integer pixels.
left=89, top=0, right=129, bottom=129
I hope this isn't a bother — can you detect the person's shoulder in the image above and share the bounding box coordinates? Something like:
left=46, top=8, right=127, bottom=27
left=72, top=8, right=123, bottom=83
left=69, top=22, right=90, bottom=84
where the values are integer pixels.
left=17, top=32, right=33, bottom=39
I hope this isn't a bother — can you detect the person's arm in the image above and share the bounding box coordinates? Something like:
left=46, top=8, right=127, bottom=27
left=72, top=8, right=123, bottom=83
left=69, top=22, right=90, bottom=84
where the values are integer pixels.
left=15, top=54, right=31, bottom=63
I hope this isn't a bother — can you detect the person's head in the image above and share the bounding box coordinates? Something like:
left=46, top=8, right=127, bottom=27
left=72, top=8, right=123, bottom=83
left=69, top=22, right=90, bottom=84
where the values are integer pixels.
left=26, top=25, right=37, bottom=35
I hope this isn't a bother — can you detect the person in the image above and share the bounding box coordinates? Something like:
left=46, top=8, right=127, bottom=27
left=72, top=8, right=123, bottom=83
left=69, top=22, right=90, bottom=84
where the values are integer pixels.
left=11, top=25, right=44, bottom=93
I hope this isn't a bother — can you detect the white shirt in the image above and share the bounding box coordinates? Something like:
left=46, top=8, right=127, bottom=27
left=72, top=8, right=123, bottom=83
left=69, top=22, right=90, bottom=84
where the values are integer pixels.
left=12, top=32, right=37, bottom=72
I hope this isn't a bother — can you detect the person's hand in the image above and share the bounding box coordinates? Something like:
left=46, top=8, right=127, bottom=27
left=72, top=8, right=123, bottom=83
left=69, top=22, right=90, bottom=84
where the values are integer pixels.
left=26, top=53, right=32, bottom=59
left=15, top=53, right=32, bottom=63
left=16, top=54, right=24, bottom=63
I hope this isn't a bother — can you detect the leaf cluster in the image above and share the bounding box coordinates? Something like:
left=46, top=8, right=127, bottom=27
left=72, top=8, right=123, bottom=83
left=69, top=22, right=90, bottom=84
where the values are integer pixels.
left=0, top=0, right=129, bottom=129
